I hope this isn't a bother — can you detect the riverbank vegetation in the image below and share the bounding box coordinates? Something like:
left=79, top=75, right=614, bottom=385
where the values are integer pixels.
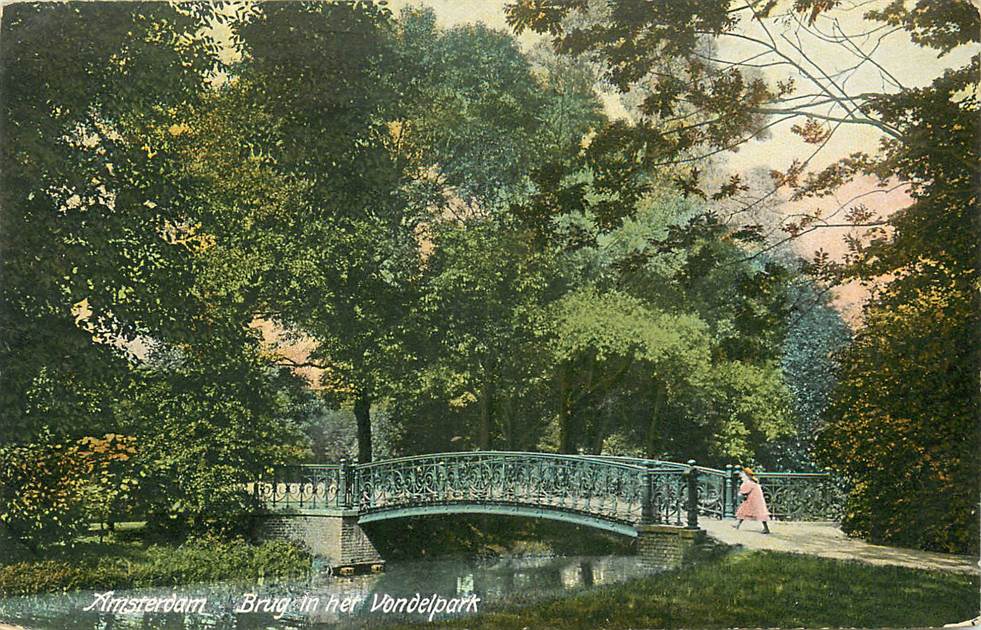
left=423, top=550, right=979, bottom=629
left=0, top=524, right=310, bottom=596
left=0, top=516, right=631, bottom=595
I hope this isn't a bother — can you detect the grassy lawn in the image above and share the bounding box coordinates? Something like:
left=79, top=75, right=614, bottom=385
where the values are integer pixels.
left=422, top=550, right=979, bottom=629
left=0, top=522, right=311, bottom=596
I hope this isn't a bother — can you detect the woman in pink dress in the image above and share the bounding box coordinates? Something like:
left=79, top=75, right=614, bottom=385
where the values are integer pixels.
left=734, top=467, right=770, bottom=534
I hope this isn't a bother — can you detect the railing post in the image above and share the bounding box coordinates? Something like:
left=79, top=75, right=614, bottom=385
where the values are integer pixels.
left=266, top=465, right=279, bottom=510
left=271, top=465, right=279, bottom=509
left=730, top=464, right=741, bottom=516
left=339, top=459, right=350, bottom=509
left=686, top=459, right=699, bottom=529
left=641, top=462, right=656, bottom=524
left=723, top=464, right=733, bottom=518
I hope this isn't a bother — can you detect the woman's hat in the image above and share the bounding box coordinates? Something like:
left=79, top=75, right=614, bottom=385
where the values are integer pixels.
left=742, top=467, right=758, bottom=481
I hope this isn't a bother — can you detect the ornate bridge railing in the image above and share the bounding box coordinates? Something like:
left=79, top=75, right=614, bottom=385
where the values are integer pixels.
left=756, top=471, right=845, bottom=521
left=356, top=452, right=649, bottom=526
left=257, top=463, right=347, bottom=511
left=590, top=456, right=843, bottom=522
left=256, top=452, right=843, bottom=532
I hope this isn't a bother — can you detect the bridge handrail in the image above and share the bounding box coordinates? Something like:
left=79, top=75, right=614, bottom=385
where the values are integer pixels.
left=268, top=454, right=811, bottom=478
left=256, top=463, right=347, bottom=511
left=276, top=463, right=343, bottom=468
left=353, top=450, right=651, bottom=474
left=582, top=454, right=736, bottom=476
left=582, top=454, right=684, bottom=468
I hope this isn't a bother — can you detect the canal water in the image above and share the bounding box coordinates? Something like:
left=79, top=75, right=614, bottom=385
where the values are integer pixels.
left=0, top=554, right=655, bottom=628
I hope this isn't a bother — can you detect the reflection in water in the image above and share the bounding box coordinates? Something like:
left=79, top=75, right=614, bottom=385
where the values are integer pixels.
left=0, top=555, right=655, bottom=629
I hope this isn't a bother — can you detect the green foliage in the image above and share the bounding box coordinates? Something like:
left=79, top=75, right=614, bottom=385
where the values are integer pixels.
left=768, top=280, right=850, bottom=469
left=550, top=288, right=710, bottom=366
left=505, top=0, right=771, bottom=204
left=132, top=355, right=308, bottom=537
left=1, top=1, right=326, bottom=538
left=233, top=2, right=425, bottom=462
left=0, top=536, right=310, bottom=596
left=390, top=180, right=799, bottom=462
left=76, top=434, right=141, bottom=532
left=395, top=8, right=603, bottom=211
left=395, top=223, right=560, bottom=452
left=703, top=360, right=795, bottom=461
left=0, top=431, right=90, bottom=551
left=369, top=9, right=606, bottom=456
left=817, top=281, right=979, bottom=554
left=0, top=2, right=219, bottom=442
left=537, top=194, right=796, bottom=461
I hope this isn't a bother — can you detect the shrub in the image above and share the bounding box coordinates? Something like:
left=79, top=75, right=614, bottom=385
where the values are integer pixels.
left=76, top=434, right=142, bottom=531
left=0, top=431, right=90, bottom=552
left=0, top=537, right=312, bottom=595
left=815, top=287, right=979, bottom=554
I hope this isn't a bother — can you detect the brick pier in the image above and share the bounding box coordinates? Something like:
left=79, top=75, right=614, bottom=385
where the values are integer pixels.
left=254, top=510, right=384, bottom=571
left=636, top=523, right=706, bottom=570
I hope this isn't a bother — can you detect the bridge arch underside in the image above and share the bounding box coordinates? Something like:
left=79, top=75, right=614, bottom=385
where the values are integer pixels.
left=357, top=502, right=639, bottom=538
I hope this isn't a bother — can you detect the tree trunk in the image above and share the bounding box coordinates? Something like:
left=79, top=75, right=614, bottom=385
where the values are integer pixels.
left=558, top=364, right=575, bottom=453
left=478, top=375, right=493, bottom=449
left=500, top=397, right=515, bottom=450
left=580, top=560, right=595, bottom=587
left=354, top=393, right=372, bottom=463
left=590, top=409, right=609, bottom=455
left=645, top=379, right=666, bottom=458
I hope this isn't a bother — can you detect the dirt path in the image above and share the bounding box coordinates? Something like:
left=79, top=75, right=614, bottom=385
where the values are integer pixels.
left=701, top=518, right=979, bottom=575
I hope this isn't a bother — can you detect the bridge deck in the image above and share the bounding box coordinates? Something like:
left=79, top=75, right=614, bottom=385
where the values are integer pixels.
left=702, top=519, right=978, bottom=575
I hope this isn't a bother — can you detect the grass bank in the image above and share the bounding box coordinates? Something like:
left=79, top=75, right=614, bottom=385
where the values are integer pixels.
left=414, top=550, right=979, bottom=629
left=0, top=523, right=311, bottom=596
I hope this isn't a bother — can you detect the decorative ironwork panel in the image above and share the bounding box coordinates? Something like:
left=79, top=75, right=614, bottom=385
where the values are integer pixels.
left=255, top=464, right=344, bottom=511
left=693, top=467, right=727, bottom=519
left=650, top=469, right=686, bottom=525
left=757, top=472, right=845, bottom=521
left=352, top=452, right=651, bottom=526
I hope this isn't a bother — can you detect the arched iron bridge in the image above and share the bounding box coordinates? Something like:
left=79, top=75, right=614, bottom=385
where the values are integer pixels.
left=255, top=451, right=842, bottom=536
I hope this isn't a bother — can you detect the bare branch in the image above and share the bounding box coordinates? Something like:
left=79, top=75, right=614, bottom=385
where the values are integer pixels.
left=648, top=114, right=798, bottom=167
left=729, top=183, right=909, bottom=266
left=275, top=356, right=327, bottom=370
